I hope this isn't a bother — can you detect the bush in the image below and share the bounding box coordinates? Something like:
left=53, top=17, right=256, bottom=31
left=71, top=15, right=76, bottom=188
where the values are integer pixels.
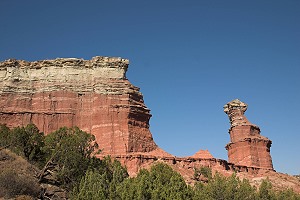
left=117, top=162, right=193, bottom=200
left=0, top=124, right=45, bottom=163
left=194, top=166, right=212, bottom=181
left=277, top=188, right=300, bottom=200
left=0, top=124, right=11, bottom=147
left=41, top=127, right=100, bottom=189
left=193, top=173, right=257, bottom=200
left=258, top=179, right=274, bottom=200
left=72, top=157, right=128, bottom=200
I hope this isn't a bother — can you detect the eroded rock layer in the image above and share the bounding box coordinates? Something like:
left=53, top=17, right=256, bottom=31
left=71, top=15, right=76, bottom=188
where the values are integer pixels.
left=224, top=99, right=273, bottom=169
left=0, top=57, right=157, bottom=154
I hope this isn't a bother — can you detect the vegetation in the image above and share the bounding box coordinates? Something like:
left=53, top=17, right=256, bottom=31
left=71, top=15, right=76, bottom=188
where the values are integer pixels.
left=1, top=124, right=300, bottom=199
left=194, top=166, right=212, bottom=181
left=193, top=172, right=257, bottom=200
left=0, top=148, right=41, bottom=199
left=72, top=157, right=128, bottom=200
left=0, top=168, right=40, bottom=198
left=0, top=123, right=44, bottom=162
left=115, top=163, right=193, bottom=200
left=41, top=126, right=101, bottom=188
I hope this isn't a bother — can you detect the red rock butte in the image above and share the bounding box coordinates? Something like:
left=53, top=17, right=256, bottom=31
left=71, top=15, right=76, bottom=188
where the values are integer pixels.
left=0, top=57, right=157, bottom=155
left=224, top=99, right=273, bottom=169
left=2, top=56, right=300, bottom=192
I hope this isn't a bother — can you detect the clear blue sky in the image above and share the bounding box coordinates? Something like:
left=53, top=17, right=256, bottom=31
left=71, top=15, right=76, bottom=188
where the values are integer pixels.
left=1, top=1, right=299, bottom=175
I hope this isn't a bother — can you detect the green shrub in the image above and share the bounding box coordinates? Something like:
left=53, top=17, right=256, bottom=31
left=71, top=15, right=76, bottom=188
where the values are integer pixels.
left=0, top=124, right=45, bottom=163
left=258, top=179, right=275, bottom=200
left=41, top=127, right=100, bottom=189
left=117, top=162, right=193, bottom=200
left=72, top=157, right=128, bottom=200
left=0, top=124, right=11, bottom=147
left=194, top=166, right=212, bottom=181
left=193, top=173, right=257, bottom=200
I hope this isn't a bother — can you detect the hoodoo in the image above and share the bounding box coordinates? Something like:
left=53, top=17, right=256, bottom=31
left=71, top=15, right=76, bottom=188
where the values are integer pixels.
left=224, top=99, right=273, bottom=169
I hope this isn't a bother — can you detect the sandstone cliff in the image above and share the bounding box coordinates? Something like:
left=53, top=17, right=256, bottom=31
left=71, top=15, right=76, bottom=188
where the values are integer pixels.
left=0, top=56, right=156, bottom=155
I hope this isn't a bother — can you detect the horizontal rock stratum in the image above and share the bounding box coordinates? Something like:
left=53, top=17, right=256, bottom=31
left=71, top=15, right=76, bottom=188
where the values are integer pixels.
left=0, top=56, right=157, bottom=155
left=0, top=56, right=299, bottom=192
left=224, top=99, right=273, bottom=169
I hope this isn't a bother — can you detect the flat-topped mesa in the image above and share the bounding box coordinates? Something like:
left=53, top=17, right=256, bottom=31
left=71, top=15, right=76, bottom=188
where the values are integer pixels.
left=224, top=99, right=273, bottom=170
left=0, top=56, right=157, bottom=155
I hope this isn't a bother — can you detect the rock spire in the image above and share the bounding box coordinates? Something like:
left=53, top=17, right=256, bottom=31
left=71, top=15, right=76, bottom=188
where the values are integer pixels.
left=224, top=99, right=273, bottom=169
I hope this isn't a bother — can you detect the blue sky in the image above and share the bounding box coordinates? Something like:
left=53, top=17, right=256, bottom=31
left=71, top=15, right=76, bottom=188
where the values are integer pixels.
left=1, top=1, right=299, bottom=175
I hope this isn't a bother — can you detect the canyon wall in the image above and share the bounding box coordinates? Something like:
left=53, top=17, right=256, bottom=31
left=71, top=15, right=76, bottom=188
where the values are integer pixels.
left=0, top=57, right=156, bottom=155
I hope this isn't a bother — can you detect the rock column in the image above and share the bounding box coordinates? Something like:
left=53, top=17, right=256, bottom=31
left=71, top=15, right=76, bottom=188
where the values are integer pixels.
left=224, top=99, right=273, bottom=169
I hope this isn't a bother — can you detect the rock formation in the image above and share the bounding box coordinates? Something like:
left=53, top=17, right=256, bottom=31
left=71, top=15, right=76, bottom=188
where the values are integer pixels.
left=0, top=57, right=157, bottom=155
left=2, top=56, right=299, bottom=193
left=224, top=99, right=273, bottom=169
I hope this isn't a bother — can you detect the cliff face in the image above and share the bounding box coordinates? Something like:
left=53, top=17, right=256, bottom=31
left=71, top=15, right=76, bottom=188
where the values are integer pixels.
left=0, top=57, right=157, bottom=155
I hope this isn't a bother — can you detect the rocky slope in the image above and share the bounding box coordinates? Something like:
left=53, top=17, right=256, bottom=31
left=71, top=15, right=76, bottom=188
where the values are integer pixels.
left=0, top=148, right=67, bottom=199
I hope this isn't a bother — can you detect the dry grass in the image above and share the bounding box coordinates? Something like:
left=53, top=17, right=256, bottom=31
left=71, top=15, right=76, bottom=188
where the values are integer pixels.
left=0, top=149, right=41, bottom=199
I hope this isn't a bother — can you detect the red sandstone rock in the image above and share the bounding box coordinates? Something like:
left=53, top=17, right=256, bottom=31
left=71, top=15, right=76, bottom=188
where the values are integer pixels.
left=1, top=57, right=299, bottom=193
left=224, top=99, right=273, bottom=169
left=0, top=57, right=157, bottom=155
left=192, top=149, right=213, bottom=159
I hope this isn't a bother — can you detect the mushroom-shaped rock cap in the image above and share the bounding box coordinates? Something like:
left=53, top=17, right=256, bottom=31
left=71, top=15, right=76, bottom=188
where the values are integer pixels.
left=223, top=99, right=248, bottom=114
